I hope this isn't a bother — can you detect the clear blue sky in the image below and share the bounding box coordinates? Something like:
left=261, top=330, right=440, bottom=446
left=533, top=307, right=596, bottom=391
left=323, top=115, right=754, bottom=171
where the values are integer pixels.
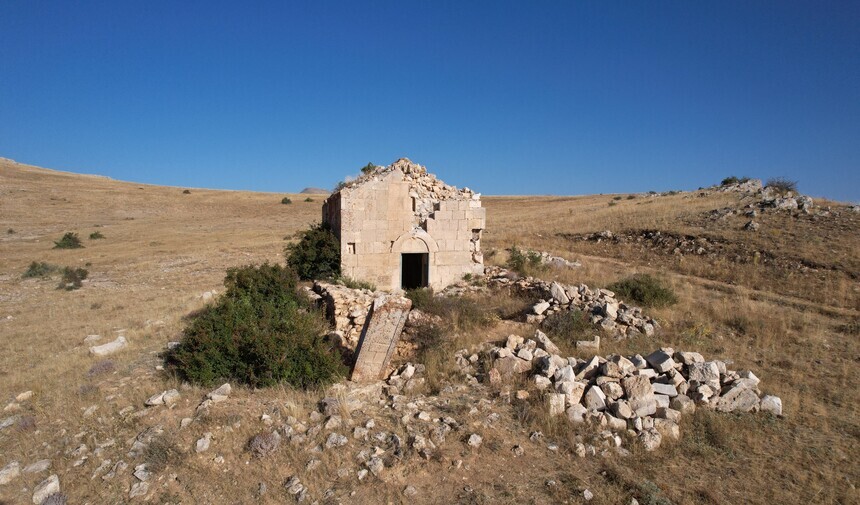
left=1, top=1, right=858, bottom=201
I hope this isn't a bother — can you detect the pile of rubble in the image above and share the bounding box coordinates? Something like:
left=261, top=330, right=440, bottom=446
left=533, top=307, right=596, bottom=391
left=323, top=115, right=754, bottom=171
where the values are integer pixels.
left=485, top=266, right=658, bottom=339
left=488, top=330, right=783, bottom=451
left=307, top=282, right=376, bottom=350
left=534, top=251, right=582, bottom=269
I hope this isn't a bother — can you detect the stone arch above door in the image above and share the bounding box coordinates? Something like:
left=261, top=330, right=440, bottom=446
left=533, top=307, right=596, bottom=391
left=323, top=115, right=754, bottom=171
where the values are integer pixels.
left=390, top=228, right=439, bottom=254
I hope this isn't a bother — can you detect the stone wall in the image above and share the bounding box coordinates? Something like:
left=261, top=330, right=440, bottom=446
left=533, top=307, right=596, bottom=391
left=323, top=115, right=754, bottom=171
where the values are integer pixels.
left=323, top=159, right=486, bottom=291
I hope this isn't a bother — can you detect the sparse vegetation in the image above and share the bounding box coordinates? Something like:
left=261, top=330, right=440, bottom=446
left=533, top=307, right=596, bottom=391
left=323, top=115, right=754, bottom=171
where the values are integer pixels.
left=360, top=162, right=378, bottom=174
left=182, top=189, right=191, bottom=194
left=541, top=309, right=592, bottom=346
left=57, top=266, right=88, bottom=290
left=608, top=274, right=677, bottom=308
left=89, top=231, right=105, bottom=240
left=334, top=276, right=375, bottom=291
left=7, top=228, right=14, bottom=234
left=285, top=223, right=340, bottom=280
left=53, top=232, right=83, bottom=249
left=407, top=288, right=498, bottom=332
left=281, top=197, right=293, bottom=204
left=23, top=261, right=60, bottom=278
left=506, top=246, right=545, bottom=277
left=766, top=177, right=798, bottom=194
left=166, top=263, right=346, bottom=388
left=304, top=197, right=313, bottom=202
left=144, top=434, right=185, bottom=473
left=721, top=176, right=751, bottom=186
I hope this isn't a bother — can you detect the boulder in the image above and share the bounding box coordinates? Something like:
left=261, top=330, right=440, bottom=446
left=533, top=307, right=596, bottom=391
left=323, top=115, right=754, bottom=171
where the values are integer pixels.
left=32, top=474, right=60, bottom=504
left=760, top=395, right=783, bottom=416
left=550, top=282, right=570, bottom=305
left=566, top=404, right=587, bottom=424
left=622, top=376, right=656, bottom=417
left=584, top=386, right=607, bottom=412
left=89, top=336, right=128, bottom=357
left=494, top=356, right=532, bottom=377
left=688, top=361, right=721, bottom=389
left=645, top=350, right=675, bottom=373
left=534, top=330, right=560, bottom=354
left=715, top=386, right=760, bottom=413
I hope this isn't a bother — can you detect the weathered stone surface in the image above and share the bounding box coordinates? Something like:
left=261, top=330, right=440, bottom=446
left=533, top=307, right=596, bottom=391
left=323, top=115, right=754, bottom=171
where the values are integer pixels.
left=670, top=395, right=696, bottom=414
left=688, top=361, right=721, bottom=388
left=195, top=432, right=212, bottom=453
left=715, top=386, right=760, bottom=413
left=351, top=295, right=412, bottom=382
left=622, top=376, right=656, bottom=417
left=32, top=474, right=60, bottom=504
left=0, top=461, right=20, bottom=485
left=584, top=386, right=607, bottom=412
left=652, top=383, right=678, bottom=397
left=534, top=330, right=560, bottom=354
left=89, top=336, right=127, bottom=356
left=550, top=282, right=570, bottom=305
left=494, top=356, right=532, bottom=376
left=760, top=395, right=782, bottom=416
left=566, top=404, right=587, bottom=424
left=533, top=301, right=551, bottom=315
left=23, top=460, right=51, bottom=474
left=547, top=393, right=566, bottom=416
left=645, top=350, right=675, bottom=373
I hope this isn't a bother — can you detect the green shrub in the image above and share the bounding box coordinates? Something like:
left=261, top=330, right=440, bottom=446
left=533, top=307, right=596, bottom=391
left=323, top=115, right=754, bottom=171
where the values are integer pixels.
left=360, top=162, right=378, bottom=174
left=765, top=177, right=798, bottom=194
left=89, top=231, right=105, bottom=240
left=7, top=228, right=14, bottom=234
left=53, top=232, right=83, bottom=249
left=506, top=246, right=545, bottom=277
left=166, top=263, right=345, bottom=388
left=721, top=176, right=751, bottom=186
left=335, top=276, right=375, bottom=291
left=281, top=197, right=293, bottom=204
left=626, top=195, right=636, bottom=200
left=58, top=267, right=88, bottom=290
left=608, top=274, right=677, bottom=308
left=285, top=223, right=340, bottom=280
left=541, top=309, right=591, bottom=345
left=23, top=261, right=59, bottom=278
left=182, top=189, right=191, bottom=194
left=613, top=196, right=623, bottom=201
left=304, top=197, right=313, bottom=202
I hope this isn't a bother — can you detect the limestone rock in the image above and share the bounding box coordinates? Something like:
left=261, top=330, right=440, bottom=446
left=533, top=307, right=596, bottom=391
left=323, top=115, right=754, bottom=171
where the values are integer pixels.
left=547, top=393, right=566, bottom=416
left=195, top=432, right=212, bottom=453
left=534, top=330, right=560, bottom=354
left=760, top=395, right=783, bottom=416
left=89, top=336, right=127, bottom=356
left=0, top=461, right=20, bottom=485
left=32, top=474, right=60, bottom=504
left=622, top=376, right=656, bottom=417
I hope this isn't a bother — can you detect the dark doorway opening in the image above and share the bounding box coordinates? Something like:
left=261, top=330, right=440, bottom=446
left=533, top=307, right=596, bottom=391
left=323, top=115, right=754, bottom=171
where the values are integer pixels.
left=401, top=253, right=428, bottom=290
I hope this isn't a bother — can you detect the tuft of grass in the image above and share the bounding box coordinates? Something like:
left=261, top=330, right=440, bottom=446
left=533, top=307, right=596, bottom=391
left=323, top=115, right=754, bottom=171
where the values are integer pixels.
left=23, top=261, right=60, bottom=278
left=541, top=309, right=592, bottom=346
left=89, top=231, right=105, bottom=240
left=58, top=267, right=88, bottom=290
left=506, top=246, right=546, bottom=277
left=334, top=275, right=375, bottom=291
left=144, top=434, right=185, bottom=473
left=721, top=176, right=751, bottom=186
left=608, top=274, right=677, bottom=308
left=608, top=200, right=618, bottom=206
left=281, top=197, right=293, bottom=204
left=53, top=232, right=84, bottom=249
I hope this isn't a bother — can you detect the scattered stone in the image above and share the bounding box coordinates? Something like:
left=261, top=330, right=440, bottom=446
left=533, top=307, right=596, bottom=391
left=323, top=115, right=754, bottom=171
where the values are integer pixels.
left=32, top=474, right=60, bottom=504
left=207, top=383, right=231, bottom=402
left=584, top=489, right=594, bottom=501
left=576, top=335, right=600, bottom=351
left=760, top=395, right=783, bottom=416
left=195, top=432, right=212, bottom=453
left=467, top=434, right=483, bottom=448
left=0, top=461, right=20, bottom=485
left=511, top=445, right=525, bottom=457
left=367, top=457, right=384, bottom=477
left=89, top=336, right=128, bottom=356
left=325, top=433, right=348, bottom=449
left=403, top=485, right=418, bottom=496
left=16, top=391, right=33, bottom=402
left=23, top=460, right=51, bottom=474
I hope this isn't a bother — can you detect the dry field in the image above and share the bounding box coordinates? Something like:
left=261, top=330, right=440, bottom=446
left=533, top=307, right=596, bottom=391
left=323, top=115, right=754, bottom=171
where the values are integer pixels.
left=0, top=157, right=858, bottom=504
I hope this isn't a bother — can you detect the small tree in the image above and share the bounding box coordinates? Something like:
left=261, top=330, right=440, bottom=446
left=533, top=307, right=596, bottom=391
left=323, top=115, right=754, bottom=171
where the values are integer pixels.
left=360, top=162, right=378, bottom=175
left=281, top=197, right=293, bottom=205
left=285, top=223, right=341, bottom=280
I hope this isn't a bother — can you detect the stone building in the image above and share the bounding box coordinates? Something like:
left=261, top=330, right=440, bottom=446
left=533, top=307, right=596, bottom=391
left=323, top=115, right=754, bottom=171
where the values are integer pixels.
left=322, top=158, right=486, bottom=291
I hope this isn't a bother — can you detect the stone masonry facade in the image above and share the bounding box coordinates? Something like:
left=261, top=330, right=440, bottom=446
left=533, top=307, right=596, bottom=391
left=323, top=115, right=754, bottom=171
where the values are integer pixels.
left=323, top=158, right=486, bottom=291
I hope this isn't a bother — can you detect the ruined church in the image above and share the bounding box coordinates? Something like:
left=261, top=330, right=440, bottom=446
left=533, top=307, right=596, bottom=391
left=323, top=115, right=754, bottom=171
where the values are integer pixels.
left=322, top=158, right=486, bottom=291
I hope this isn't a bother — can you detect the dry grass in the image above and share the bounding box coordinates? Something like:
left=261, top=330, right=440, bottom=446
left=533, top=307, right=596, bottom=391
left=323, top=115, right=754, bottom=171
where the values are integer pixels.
left=0, top=159, right=858, bottom=504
